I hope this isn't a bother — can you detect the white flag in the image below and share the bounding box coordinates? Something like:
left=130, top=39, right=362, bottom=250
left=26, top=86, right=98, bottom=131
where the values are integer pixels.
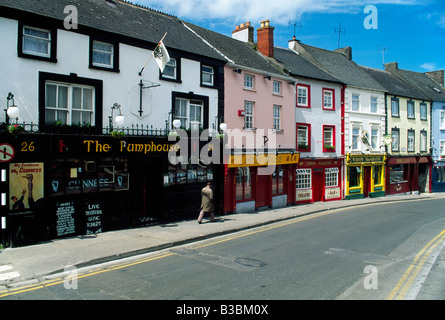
left=153, top=40, right=170, bottom=73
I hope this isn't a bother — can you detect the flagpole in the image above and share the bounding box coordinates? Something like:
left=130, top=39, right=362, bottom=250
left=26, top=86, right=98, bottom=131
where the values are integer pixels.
left=138, top=32, right=168, bottom=76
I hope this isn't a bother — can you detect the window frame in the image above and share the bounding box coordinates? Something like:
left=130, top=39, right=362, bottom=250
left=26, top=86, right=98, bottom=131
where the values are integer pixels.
left=244, top=74, right=255, bottom=90
left=391, top=128, right=400, bottom=152
left=18, top=22, right=57, bottom=63
left=407, top=129, right=415, bottom=152
left=244, top=101, right=254, bottom=129
left=201, top=64, right=214, bottom=87
left=236, top=167, right=253, bottom=202
left=351, top=94, right=360, bottom=111
left=297, top=84, right=311, bottom=108
left=296, top=169, right=312, bottom=190
left=370, top=97, right=378, bottom=113
left=391, top=97, right=400, bottom=117
left=89, top=38, right=120, bottom=72
left=420, top=102, right=428, bottom=121
left=325, top=167, right=339, bottom=188
left=420, top=130, right=427, bottom=153
left=272, top=166, right=285, bottom=195
left=273, top=105, right=281, bottom=131
left=273, top=80, right=282, bottom=95
left=297, top=123, right=311, bottom=151
left=160, top=57, right=181, bottom=82
left=322, top=88, right=335, bottom=110
left=323, top=125, right=336, bottom=152
left=407, top=100, right=415, bottom=119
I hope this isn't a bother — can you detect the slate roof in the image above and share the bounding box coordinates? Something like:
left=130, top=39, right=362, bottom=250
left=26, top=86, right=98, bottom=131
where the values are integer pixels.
left=183, top=22, right=289, bottom=78
left=361, top=66, right=430, bottom=100
left=0, top=0, right=225, bottom=61
left=391, top=68, right=445, bottom=102
left=273, top=47, right=342, bottom=84
left=297, top=43, right=387, bottom=92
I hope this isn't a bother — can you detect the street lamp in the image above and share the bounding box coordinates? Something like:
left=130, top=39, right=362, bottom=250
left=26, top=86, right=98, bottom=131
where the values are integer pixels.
left=5, top=92, right=19, bottom=124
left=109, top=103, right=125, bottom=131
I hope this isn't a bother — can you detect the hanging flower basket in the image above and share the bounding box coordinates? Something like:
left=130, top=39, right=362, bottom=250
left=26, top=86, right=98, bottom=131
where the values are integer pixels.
left=8, top=124, right=25, bottom=135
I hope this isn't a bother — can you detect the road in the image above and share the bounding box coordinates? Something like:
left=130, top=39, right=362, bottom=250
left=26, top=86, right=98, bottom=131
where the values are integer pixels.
left=1, top=198, right=445, bottom=302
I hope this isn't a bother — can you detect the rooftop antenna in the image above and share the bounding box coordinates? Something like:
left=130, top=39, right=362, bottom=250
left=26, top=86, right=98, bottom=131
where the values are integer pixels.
left=334, top=22, right=346, bottom=49
left=289, top=21, right=302, bottom=38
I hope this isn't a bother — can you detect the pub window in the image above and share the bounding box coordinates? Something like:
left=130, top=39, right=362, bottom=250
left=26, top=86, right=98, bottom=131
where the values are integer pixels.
left=325, top=168, right=339, bottom=187
left=236, top=167, right=252, bottom=201
left=296, top=169, right=311, bottom=190
left=272, top=166, right=284, bottom=195
left=164, top=164, right=213, bottom=186
left=374, top=165, right=382, bottom=186
left=349, top=166, right=361, bottom=188
left=389, top=165, right=408, bottom=184
left=174, top=98, right=203, bottom=130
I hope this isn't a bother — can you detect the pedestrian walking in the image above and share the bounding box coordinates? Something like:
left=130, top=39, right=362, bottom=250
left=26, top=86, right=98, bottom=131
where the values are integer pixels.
left=198, top=181, right=215, bottom=224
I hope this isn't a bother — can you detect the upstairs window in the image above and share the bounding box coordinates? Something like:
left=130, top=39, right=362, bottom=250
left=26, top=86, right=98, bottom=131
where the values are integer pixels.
left=420, top=103, right=427, bottom=120
left=174, top=98, right=203, bottom=130
left=323, top=126, right=336, bottom=152
left=201, top=65, right=214, bottom=86
left=244, top=74, right=254, bottom=90
left=352, top=94, right=360, bottom=111
left=407, top=100, right=415, bottom=119
left=391, top=128, right=400, bottom=152
left=322, top=88, right=335, bottom=110
left=407, top=130, right=415, bottom=152
left=420, top=130, right=427, bottom=153
left=391, top=97, right=400, bottom=117
left=370, top=97, right=378, bottom=113
left=161, top=58, right=179, bottom=81
left=297, top=84, right=310, bottom=108
left=273, top=105, right=281, bottom=130
left=244, top=101, right=254, bottom=129
left=297, top=123, right=311, bottom=151
left=273, top=80, right=281, bottom=95
left=89, top=39, right=119, bottom=72
left=19, top=24, right=57, bottom=62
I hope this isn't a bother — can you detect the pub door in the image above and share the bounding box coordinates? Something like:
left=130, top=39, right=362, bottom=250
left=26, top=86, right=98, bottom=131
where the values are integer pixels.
left=256, top=174, right=271, bottom=208
left=131, top=158, right=164, bottom=224
left=363, top=166, right=371, bottom=198
left=312, top=169, right=323, bottom=202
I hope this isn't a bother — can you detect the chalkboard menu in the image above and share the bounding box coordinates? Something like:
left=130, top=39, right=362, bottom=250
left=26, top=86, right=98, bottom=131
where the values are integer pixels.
left=85, top=201, right=103, bottom=235
left=56, top=201, right=76, bottom=237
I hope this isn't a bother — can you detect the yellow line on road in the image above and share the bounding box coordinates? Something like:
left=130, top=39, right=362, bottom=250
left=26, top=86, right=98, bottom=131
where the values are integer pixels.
left=386, top=229, right=445, bottom=300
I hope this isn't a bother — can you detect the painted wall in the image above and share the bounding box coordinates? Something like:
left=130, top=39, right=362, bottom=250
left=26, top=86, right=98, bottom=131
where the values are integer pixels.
left=0, top=17, right=220, bottom=130
left=431, top=101, right=445, bottom=161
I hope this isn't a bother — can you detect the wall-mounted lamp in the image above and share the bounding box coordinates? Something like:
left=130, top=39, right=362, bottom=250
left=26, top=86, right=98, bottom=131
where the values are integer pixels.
left=5, top=92, right=19, bottom=124
left=264, top=75, right=271, bottom=80
left=219, top=123, right=227, bottom=132
left=233, top=68, right=242, bottom=74
left=109, top=103, right=125, bottom=131
left=173, top=119, right=182, bottom=129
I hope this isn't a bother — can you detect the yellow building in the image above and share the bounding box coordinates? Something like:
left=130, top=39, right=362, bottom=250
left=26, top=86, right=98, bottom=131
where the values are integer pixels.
left=346, top=154, right=386, bottom=199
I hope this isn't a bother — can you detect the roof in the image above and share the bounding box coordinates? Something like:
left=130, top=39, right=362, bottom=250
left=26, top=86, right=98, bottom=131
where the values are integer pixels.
left=297, top=43, right=387, bottom=92
left=273, top=47, right=342, bottom=84
left=0, top=0, right=225, bottom=61
left=361, top=66, right=430, bottom=100
left=391, top=68, right=445, bottom=102
left=183, top=22, right=289, bottom=78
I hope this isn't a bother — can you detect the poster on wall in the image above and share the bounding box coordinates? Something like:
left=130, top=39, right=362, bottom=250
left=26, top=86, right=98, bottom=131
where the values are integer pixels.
left=9, top=163, right=44, bottom=212
left=85, top=201, right=103, bottom=235
left=56, top=201, right=76, bottom=237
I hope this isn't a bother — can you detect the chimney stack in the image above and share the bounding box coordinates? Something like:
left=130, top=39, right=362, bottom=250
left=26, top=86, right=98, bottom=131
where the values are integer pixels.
left=385, top=62, right=399, bottom=72
left=334, top=46, right=352, bottom=60
left=426, top=70, right=445, bottom=87
left=257, top=19, right=274, bottom=58
left=232, top=21, right=254, bottom=43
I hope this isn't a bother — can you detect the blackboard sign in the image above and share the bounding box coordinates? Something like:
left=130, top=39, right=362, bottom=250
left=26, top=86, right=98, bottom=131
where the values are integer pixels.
left=56, top=201, right=76, bottom=237
left=85, top=201, right=102, bottom=235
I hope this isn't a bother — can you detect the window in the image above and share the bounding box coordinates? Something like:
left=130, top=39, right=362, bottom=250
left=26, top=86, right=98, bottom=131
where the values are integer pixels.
left=349, top=167, right=361, bottom=188
left=407, top=100, right=415, bottom=119
left=297, top=84, right=310, bottom=108
left=174, top=98, right=203, bottom=130
left=45, top=82, right=95, bottom=125
left=296, top=169, right=311, bottom=190
left=273, top=105, right=281, bottom=130
left=373, top=165, right=382, bottom=185
left=19, top=24, right=56, bottom=62
left=407, top=130, right=415, bottom=152
left=244, top=74, right=254, bottom=90
left=420, top=130, right=427, bottom=153
left=420, top=103, right=427, bottom=120
left=325, top=168, right=339, bottom=187
left=391, top=128, right=400, bottom=152
left=352, top=94, right=360, bottom=111
left=244, top=101, right=254, bottom=129
left=441, top=141, right=445, bottom=159
left=161, top=58, right=178, bottom=80
left=201, top=65, right=214, bottom=86
left=352, top=126, right=360, bottom=150
left=441, top=111, right=445, bottom=130
left=236, top=167, right=252, bottom=201
left=323, top=126, right=335, bottom=152
left=391, top=97, right=400, bottom=117
left=371, top=97, right=378, bottom=113
left=297, top=124, right=311, bottom=151
left=273, top=80, right=281, bottom=95
left=164, top=164, right=213, bottom=186
left=371, top=128, right=379, bottom=150
left=272, top=166, right=284, bottom=195
left=323, top=88, right=335, bottom=110
left=92, top=41, right=113, bottom=68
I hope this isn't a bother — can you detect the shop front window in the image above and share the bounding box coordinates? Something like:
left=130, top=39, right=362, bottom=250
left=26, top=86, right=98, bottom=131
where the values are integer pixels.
left=236, top=167, right=252, bottom=201
left=389, top=165, right=408, bottom=184
left=349, top=166, right=361, bottom=188
left=272, top=166, right=284, bottom=195
left=164, top=164, right=212, bottom=186
left=374, top=165, right=382, bottom=185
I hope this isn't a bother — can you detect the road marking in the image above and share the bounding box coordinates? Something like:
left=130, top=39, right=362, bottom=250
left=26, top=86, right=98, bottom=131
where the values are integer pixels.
left=0, top=265, right=20, bottom=282
left=386, top=229, right=445, bottom=300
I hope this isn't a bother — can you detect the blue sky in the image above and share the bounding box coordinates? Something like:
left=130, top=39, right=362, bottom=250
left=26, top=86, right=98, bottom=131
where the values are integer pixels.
left=137, top=0, right=445, bottom=73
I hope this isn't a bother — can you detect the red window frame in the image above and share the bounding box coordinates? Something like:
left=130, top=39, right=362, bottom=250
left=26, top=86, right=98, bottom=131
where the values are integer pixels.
left=297, top=83, right=311, bottom=108
left=322, top=88, right=335, bottom=110
left=296, top=123, right=311, bottom=152
left=323, top=125, right=336, bottom=152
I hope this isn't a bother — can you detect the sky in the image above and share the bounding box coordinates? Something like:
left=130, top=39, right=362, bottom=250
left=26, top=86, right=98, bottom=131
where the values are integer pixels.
left=135, top=0, right=445, bottom=74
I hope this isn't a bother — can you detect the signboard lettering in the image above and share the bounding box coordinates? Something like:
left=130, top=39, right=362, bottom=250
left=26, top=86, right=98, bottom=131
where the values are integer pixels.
left=56, top=201, right=76, bottom=237
left=85, top=201, right=102, bottom=235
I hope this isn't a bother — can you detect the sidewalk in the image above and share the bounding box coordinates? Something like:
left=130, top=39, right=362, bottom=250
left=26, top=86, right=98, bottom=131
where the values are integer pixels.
left=0, top=193, right=443, bottom=287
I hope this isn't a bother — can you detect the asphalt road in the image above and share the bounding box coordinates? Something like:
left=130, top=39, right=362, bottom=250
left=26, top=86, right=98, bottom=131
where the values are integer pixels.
left=2, top=198, right=445, bottom=302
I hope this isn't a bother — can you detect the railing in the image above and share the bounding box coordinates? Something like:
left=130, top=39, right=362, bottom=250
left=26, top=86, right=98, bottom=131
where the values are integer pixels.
left=1, top=122, right=169, bottom=137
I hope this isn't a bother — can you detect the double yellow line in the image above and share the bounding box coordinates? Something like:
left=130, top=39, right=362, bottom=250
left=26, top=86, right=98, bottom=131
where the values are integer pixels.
left=386, top=229, right=445, bottom=300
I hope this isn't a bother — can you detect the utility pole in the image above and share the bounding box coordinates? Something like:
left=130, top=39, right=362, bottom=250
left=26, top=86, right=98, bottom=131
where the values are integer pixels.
left=334, top=23, right=346, bottom=49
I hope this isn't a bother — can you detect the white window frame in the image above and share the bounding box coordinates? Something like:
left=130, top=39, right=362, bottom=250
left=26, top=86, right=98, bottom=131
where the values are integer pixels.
left=352, top=94, right=360, bottom=111
left=352, top=125, right=360, bottom=150
left=202, top=65, right=214, bottom=86
left=244, top=74, right=254, bottom=90
left=371, top=127, right=379, bottom=150
left=45, top=81, right=95, bottom=126
left=162, top=58, right=177, bottom=79
left=273, top=105, right=281, bottom=130
left=273, top=80, right=281, bottom=95
left=323, top=89, right=334, bottom=110
left=244, top=101, right=254, bottom=129
left=440, top=110, right=445, bottom=130
left=174, top=98, right=203, bottom=130
left=23, top=25, right=51, bottom=58
left=370, top=97, right=378, bottom=113
left=296, top=169, right=311, bottom=190
left=297, top=85, right=309, bottom=107
left=92, top=40, right=114, bottom=69
left=325, top=168, right=339, bottom=187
